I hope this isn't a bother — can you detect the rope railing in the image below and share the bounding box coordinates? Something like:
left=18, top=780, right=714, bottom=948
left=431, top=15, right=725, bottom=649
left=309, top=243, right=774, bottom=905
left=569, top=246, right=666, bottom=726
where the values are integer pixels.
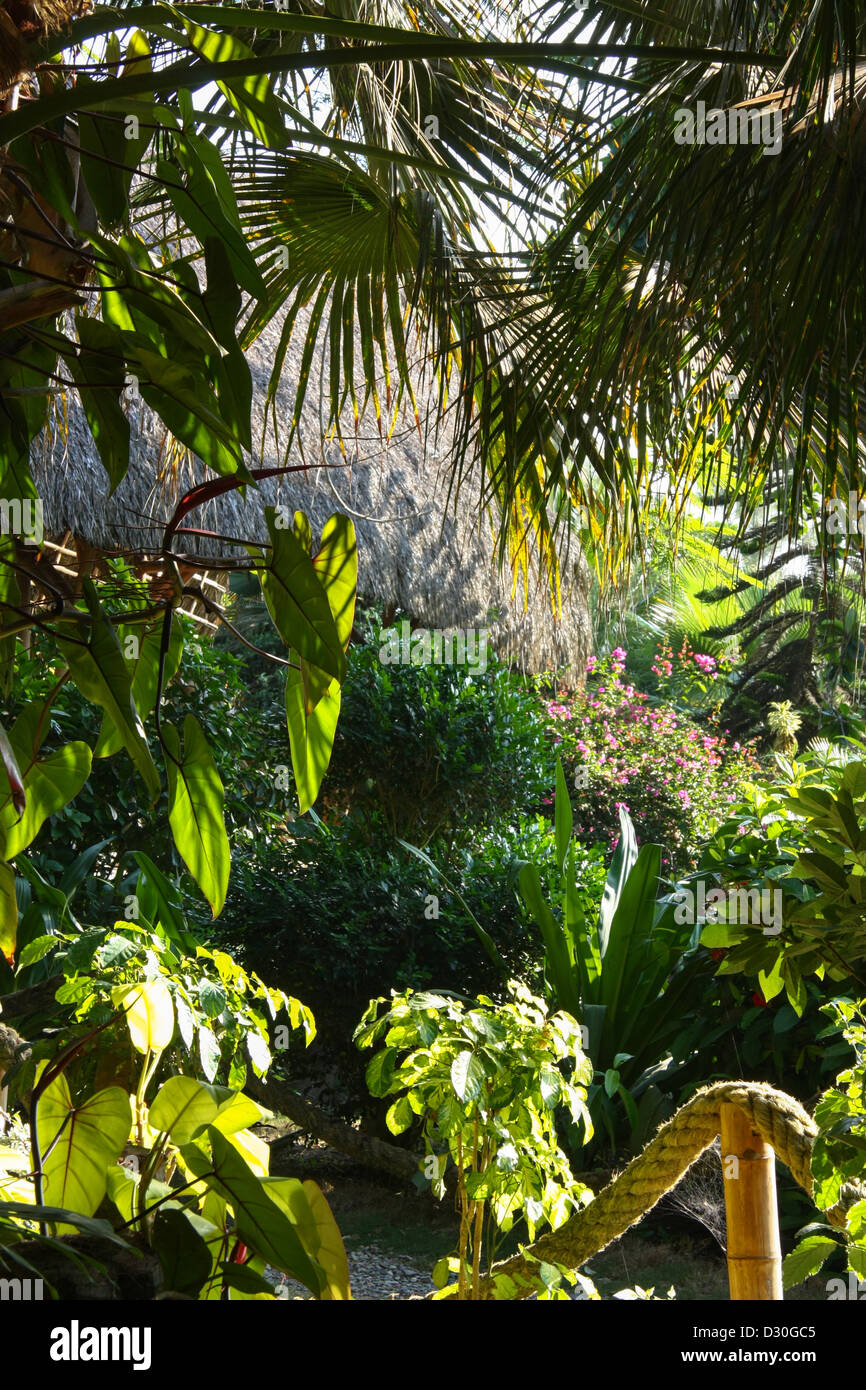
left=434, top=1081, right=859, bottom=1301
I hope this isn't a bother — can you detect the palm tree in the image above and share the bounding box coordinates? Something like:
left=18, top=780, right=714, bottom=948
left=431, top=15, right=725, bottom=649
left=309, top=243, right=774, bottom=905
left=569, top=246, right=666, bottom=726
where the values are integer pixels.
left=448, top=1, right=866, bottom=573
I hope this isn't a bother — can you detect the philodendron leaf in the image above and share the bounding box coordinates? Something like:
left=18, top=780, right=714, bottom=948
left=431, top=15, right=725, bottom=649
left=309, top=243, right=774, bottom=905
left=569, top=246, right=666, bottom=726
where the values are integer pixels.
left=163, top=714, right=230, bottom=917
left=96, top=618, right=184, bottom=757
left=36, top=1067, right=132, bottom=1227
left=255, top=508, right=346, bottom=682
left=0, top=719, right=25, bottom=820
left=149, top=1076, right=264, bottom=1146
left=0, top=861, right=16, bottom=964
left=262, top=1178, right=352, bottom=1300
left=182, top=1127, right=326, bottom=1297
left=152, top=1208, right=213, bottom=1297
left=57, top=581, right=160, bottom=801
left=112, top=977, right=175, bottom=1054
left=285, top=667, right=341, bottom=814
left=312, top=514, right=357, bottom=651
left=0, top=705, right=91, bottom=861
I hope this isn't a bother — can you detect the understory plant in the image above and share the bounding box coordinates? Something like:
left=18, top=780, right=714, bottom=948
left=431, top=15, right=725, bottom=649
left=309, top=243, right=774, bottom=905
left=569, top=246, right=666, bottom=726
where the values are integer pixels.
left=354, top=981, right=595, bottom=1300
left=518, top=763, right=713, bottom=1153
left=0, top=974, right=348, bottom=1300
left=695, top=754, right=866, bottom=1009
left=783, top=998, right=866, bottom=1296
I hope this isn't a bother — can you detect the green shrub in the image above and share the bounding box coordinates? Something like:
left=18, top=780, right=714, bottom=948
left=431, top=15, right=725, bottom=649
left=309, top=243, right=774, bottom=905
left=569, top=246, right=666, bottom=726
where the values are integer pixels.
left=320, top=612, right=550, bottom=845
left=214, top=815, right=607, bottom=1119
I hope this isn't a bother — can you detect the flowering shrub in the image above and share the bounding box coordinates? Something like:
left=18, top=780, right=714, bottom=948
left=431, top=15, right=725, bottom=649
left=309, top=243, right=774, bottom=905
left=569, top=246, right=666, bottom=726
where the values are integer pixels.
left=649, top=637, right=737, bottom=716
left=540, top=651, right=762, bottom=873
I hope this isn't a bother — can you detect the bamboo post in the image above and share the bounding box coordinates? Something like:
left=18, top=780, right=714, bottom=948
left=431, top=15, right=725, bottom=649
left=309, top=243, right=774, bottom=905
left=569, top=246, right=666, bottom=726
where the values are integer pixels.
left=720, top=1101, right=783, bottom=1300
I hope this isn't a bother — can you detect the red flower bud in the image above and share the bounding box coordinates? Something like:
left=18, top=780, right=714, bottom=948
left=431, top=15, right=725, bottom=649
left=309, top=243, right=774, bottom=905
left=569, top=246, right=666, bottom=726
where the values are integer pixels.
left=751, top=991, right=766, bottom=1007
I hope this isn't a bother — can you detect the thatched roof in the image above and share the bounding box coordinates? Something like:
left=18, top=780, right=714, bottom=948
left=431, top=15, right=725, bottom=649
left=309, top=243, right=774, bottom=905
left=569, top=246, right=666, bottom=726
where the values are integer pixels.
left=30, top=308, right=590, bottom=678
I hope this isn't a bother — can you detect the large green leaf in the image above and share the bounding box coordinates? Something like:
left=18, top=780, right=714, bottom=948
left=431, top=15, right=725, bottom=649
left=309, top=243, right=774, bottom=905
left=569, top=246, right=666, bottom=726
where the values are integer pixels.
left=262, top=1178, right=351, bottom=1299
left=163, top=714, right=230, bottom=917
left=596, top=843, right=662, bottom=1026
left=37, top=1069, right=131, bottom=1226
left=177, top=20, right=287, bottom=148
left=77, top=78, right=130, bottom=226
left=112, top=977, right=175, bottom=1054
left=0, top=708, right=91, bottom=861
left=518, top=862, right=581, bottom=1018
left=0, top=862, right=16, bottom=964
left=124, top=343, right=247, bottom=479
left=95, top=617, right=183, bottom=757
left=285, top=668, right=341, bottom=815
left=56, top=582, right=160, bottom=801
left=553, top=758, right=572, bottom=872
left=182, top=1127, right=325, bottom=1296
left=312, top=514, right=358, bottom=651
left=152, top=1207, right=214, bottom=1297
left=598, top=805, right=639, bottom=959
left=149, top=1076, right=263, bottom=1145
left=256, top=508, right=346, bottom=682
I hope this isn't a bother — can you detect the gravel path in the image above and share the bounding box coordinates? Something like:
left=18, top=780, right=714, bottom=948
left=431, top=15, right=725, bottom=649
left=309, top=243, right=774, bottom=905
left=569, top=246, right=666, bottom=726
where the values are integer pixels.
left=273, top=1243, right=434, bottom=1301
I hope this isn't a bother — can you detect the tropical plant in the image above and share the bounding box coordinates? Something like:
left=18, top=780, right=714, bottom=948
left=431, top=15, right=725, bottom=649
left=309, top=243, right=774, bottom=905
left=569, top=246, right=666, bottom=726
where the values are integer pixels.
left=783, top=997, right=866, bottom=1296
left=455, top=2, right=866, bottom=580
left=696, top=754, right=866, bottom=1011
left=354, top=980, right=595, bottom=1301
left=0, top=973, right=348, bottom=1300
left=517, top=763, right=715, bottom=1151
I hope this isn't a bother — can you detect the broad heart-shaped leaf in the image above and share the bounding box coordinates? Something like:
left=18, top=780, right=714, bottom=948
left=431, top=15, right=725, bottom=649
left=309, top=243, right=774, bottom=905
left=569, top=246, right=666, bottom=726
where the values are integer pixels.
left=163, top=715, right=230, bottom=918
left=149, top=1076, right=264, bottom=1147
left=37, top=1068, right=131, bottom=1227
left=255, top=508, right=346, bottom=683
left=96, top=617, right=184, bottom=757
left=262, top=1178, right=352, bottom=1300
left=0, top=719, right=25, bottom=819
left=0, top=708, right=91, bottom=861
left=285, top=668, right=341, bottom=814
left=112, top=977, right=175, bottom=1054
left=312, top=514, right=358, bottom=652
left=152, top=1208, right=213, bottom=1298
left=0, top=861, right=16, bottom=964
left=56, top=582, right=160, bottom=802
left=182, top=1128, right=326, bottom=1297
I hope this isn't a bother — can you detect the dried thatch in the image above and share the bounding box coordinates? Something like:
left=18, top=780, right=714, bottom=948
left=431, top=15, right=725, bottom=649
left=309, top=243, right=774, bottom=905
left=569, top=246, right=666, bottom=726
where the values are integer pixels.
left=30, top=307, right=591, bottom=678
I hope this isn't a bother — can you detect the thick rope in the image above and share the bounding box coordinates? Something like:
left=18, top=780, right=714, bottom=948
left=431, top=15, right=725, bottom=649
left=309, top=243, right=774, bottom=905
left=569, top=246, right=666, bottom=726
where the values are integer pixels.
left=442, top=1081, right=852, bottom=1301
